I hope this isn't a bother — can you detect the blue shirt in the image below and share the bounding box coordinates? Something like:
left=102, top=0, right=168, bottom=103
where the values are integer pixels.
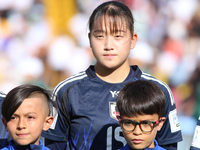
left=0, top=92, right=9, bottom=148
left=118, top=139, right=166, bottom=150
left=0, top=139, right=50, bottom=150
left=42, top=65, right=182, bottom=150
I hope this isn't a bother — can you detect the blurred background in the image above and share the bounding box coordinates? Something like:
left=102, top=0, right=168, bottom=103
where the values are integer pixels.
left=0, top=0, right=200, bottom=149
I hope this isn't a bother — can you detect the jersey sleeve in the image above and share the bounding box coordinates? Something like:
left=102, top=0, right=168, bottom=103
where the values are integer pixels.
left=41, top=71, right=87, bottom=143
left=190, top=116, right=200, bottom=150
left=0, top=92, right=10, bottom=148
left=41, top=85, right=70, bottom=142
left=155, top=81, right=183, bottom=145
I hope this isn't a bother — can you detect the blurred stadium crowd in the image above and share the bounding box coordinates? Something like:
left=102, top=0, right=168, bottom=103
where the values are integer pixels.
left=0, top=0, right=200, bottom=128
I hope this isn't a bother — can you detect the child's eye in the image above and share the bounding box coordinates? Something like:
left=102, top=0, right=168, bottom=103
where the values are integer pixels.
left=28, top=116, right=35, bottom=119
left=11, top=116, right=16, bottom=120
left=124, top=121, right=133, bottom=125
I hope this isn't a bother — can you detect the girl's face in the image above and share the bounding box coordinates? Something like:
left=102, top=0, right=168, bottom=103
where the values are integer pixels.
left=2, top=97, right=53, bottom=146
left=89, top=17, right=137, bottom=70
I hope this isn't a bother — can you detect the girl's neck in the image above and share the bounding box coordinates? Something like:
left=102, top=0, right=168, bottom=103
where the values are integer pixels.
left=94, top=62, right=130, bottom=83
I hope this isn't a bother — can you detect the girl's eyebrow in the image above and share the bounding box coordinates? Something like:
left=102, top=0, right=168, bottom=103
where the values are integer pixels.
left=93, top=30, right=104, bottom=33
left=93, top=29, right=125, bottom=33
left=114, top=30, right=125, bottom=33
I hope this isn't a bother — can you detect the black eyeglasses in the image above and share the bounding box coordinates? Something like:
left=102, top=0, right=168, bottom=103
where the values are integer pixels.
left=119, top=119, right=161, bottom=133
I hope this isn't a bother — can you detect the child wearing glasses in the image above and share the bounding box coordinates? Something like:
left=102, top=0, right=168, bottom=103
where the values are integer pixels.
left=116, top=80, right=166, bottom=150
left=1, top=84, right=54, bottom=150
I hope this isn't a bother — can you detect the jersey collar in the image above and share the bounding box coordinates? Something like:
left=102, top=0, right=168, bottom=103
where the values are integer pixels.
left=86, top=65, right=142, bottom=80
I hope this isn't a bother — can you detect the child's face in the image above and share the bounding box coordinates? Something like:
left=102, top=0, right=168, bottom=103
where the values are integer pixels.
left=89, top=17, right=137, bottom=70
left=120, top=114, right=165, bottom=150
left=2, top=96, right=53, bottom=146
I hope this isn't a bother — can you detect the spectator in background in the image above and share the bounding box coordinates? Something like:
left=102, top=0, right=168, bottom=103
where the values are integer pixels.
left=1, top=1, right=200, bottom=149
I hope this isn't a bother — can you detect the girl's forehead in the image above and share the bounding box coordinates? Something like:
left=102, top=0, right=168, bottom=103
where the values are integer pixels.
left=92, top=15, right=128, bottom=32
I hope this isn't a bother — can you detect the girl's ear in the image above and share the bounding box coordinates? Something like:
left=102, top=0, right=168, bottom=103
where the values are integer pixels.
left=131, top=33, right=138, bottom=49
left=2, top=117, right=8, bottom=131
left=88, top=33, right=91, bottom=48
left=157, top=117, right=166, bottom=131
left=43, top=116, right=54, bottom=131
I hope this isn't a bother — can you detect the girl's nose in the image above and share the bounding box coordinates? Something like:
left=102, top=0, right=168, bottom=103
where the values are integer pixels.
left=104, top=36, right=113, bottom=50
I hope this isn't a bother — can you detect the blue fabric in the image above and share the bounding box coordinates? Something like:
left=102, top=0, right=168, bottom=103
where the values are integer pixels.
left=118, top=139, right=166, bottom=150
left=0, top=139, right=50, bottom=150
left=0, top=92, right=9, bottom=149
left=42, top=65, right=182, bottom=150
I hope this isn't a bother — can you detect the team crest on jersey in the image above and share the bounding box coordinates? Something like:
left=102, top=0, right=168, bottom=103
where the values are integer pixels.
left=109, top=102, right=119, bottom=121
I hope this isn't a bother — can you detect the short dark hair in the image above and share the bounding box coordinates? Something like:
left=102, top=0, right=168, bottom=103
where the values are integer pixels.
left=1, top=84, right=54, bottom=122
left=88, top=1, right=134, bottom=37
left=116, top=80, right=165, bottom=118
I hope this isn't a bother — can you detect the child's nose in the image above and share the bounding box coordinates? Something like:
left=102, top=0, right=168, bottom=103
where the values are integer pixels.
left=17, top=118, right=26, bottom=129
left=133, top=124, right=142, bottom=135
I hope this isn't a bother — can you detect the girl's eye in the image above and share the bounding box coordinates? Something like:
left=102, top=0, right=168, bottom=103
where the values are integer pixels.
left=115, top=35, right=122, bottom=38
left=114, top=32, right=124, bottom=39
left=96, top=35, right=103, bottom=38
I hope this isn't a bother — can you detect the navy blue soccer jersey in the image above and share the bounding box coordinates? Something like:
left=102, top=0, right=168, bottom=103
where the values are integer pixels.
left=190, top=116, right=200, bottom=150
left=42, top=65, right=182, bottom=150
left=0, top=91, right=9, bottom=148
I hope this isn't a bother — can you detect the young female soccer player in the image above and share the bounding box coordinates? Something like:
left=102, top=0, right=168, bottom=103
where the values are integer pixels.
left=42, top=1, right=182, bottom=150
left=116, top=80, right=166, bottom=150
left=1, top=85, right=54, bottom=150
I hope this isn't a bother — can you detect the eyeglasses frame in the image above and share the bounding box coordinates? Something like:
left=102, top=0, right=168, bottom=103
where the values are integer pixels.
left=118, top=118, right=162, bottom=133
